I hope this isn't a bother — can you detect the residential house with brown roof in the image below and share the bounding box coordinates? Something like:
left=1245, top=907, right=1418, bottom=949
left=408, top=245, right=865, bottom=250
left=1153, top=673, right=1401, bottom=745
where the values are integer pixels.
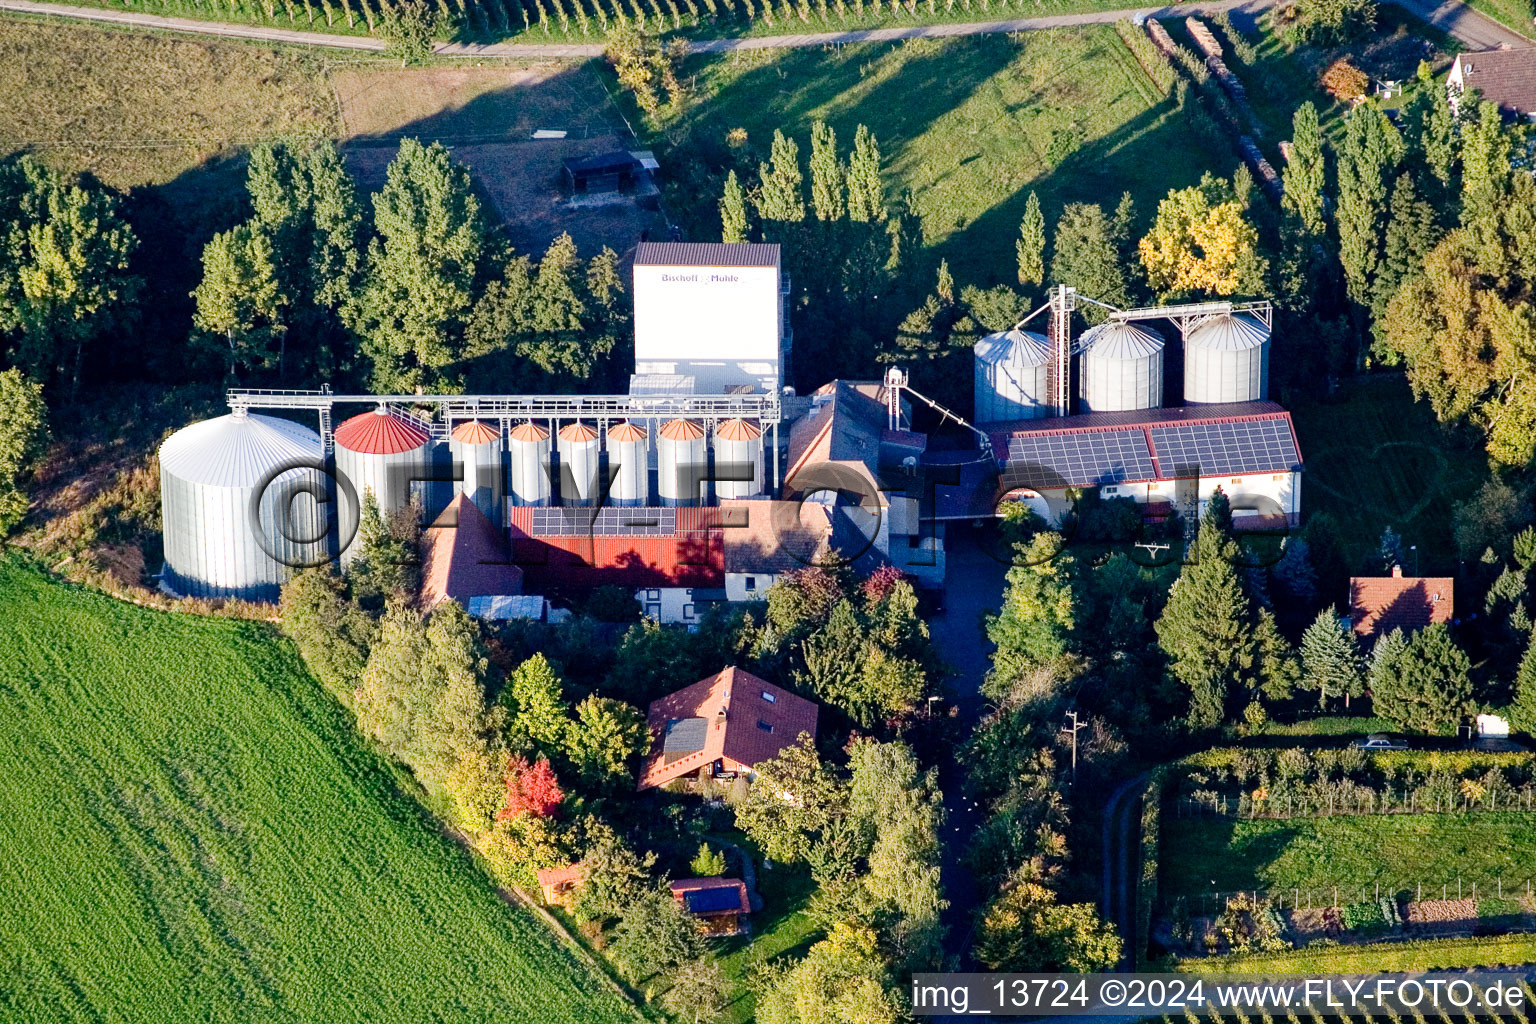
left=636, top=667, right=818, bottom=791
left=1448, top=48, right=1536, bottom=121
left=719, top=498, right=834, bottom=602
left=1349, top=565, right=1455, bottom=642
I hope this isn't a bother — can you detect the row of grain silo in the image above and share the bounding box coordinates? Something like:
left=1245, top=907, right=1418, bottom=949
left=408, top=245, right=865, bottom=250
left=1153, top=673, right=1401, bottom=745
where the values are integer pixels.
left=159, top=405, right=769, bottom=601
left=972, top=310, right=1271, bottom=422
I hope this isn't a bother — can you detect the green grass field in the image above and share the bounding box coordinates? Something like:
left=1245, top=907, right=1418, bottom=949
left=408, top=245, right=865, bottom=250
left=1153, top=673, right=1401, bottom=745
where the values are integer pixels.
left=0, top=558, right=635, bottom=1024
left=1290, top=373, right=1492, bottom=577
left=1178, top=932, right=1536, bottom=972
left=1161, top=812, right=1536, bottom=904
left=655, top=29, right=1231, bottom=287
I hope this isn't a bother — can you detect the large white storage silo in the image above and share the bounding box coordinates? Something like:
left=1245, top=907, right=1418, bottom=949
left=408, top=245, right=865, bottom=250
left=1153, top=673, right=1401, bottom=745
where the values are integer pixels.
left=974, top=329, right=1052, bottom=423
left=333, top=405, right=431, bottom=562
left=557, top=421, right=600, bottom=506
left=450, top=419, right=505, bottom=522
left=658, top=418, right=706, bottom=506
left=1184, top=312, right=1270, bottom=404
left=507, top=421, right=552, bottom=508
left=606, top=421, right=649, bottom=506
left=159, top=410, right=328, bottom=602
left=714, top=418, right=764, bottom=499
left=1079, top=321, right=1165, bottom=413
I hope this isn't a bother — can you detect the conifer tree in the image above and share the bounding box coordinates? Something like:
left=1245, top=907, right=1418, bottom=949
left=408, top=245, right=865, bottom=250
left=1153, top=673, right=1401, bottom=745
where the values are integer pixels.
left=1299, top=607, right=1364, bottom=708
left=756, top=129, right=806, bottom=226
left=809, top=119, right=845, bottom=223
left=1016, top=191, right=1046, bottom=288
left=1050, top=203, right=1127, bottom=322
left=1370, top=622, right=1473, bottom=734
left=1281, top=102, right=1328, bottom=238
left=1335, top=103, right=1402, bottom=319
left=845, top=124, right=886, bottom=223
left=720, top=169, right=748, bottom=243
left=1155, top=514, right=1252, bottom=728
left=1372, top=172, right=1439, bottom=324
left=1510, top=630, right=1536, bottom=734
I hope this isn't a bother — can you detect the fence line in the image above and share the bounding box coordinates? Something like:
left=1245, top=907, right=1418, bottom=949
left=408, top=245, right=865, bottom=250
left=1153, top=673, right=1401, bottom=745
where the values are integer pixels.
left=1180, top=875, right=1536, bottom=915
left=1176, top=785, right=1536, bottom=820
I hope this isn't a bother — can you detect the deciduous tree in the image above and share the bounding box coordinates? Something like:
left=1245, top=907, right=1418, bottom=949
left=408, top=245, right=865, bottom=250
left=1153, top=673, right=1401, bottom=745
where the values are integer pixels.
left=0, top=367, right=47, bottom=535
left=1139, top=176, right=1266, bottom=298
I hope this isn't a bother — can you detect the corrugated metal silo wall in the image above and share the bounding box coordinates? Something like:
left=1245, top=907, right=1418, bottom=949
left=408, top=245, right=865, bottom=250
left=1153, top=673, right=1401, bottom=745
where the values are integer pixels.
left=161, top=464, right=330, bottom=601
left=608, top=440, right=648, bottom=506
left=1082, top=348, right=1164, bottom=412
left=714, top=435, right=764, bottom=499
left=507, top=437, right=552, bottom=508
left=658, top=435, right=706, bottom=505
left=557, top=435, right=599, bottom=505
left=975, top=357, right=1050, bottom=422
left=1185, top=340, right=1268, bottom=404
left=334, top=444, right=429, bottom=562
left=453, top=437, right=509, bottom=520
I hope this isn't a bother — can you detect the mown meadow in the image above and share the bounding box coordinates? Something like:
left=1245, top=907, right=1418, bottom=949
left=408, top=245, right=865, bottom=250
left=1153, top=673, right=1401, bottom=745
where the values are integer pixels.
left=0, top=557, right=636, bottom=1024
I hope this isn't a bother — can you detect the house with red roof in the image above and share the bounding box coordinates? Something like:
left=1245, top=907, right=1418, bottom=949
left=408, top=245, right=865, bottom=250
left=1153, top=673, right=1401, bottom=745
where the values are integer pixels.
left=535, top=863, right=585, bottom=907
left=1349, top=565, right=1454, bottom=642
left=636, top=667, right=817, bottom=791
left=420, top=493, right=523, bottom=610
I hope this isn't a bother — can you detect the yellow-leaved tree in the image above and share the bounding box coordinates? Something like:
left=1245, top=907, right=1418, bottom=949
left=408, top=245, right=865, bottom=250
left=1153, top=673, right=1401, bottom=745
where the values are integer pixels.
left=1138, top=175, right=1266, bottom=298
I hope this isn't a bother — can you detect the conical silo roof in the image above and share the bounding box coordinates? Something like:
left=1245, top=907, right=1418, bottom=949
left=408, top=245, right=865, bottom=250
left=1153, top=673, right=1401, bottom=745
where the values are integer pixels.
left=608, top=421, right=647, bottom=442
left=451, top=419, right=501, bottom=444
left=1083, top=321, right=1165, bottom=360
left=1186, top=311, right=1269, bottom=350
left=558, top=421, right=598, bottom=442
left=975, top=329, right=1051, bottom=367
left=159, top=412, right=322, bottom=488
left=659, top=418, right=706, bottom=441
left=334, top=406, right=430, bottom=455
left=716, top=418, right=762, bottom=441
left=509, top=421, right=550, bottom=442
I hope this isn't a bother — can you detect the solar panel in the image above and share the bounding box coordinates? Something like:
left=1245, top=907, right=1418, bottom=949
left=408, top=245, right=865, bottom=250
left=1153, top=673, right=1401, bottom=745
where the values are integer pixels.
left=1003, top=428, right=1156, bottom=489
left=1149, top=418, right=1298, bottom=478
left=529, top=506, right=679, bottom=537
left=684, top=887, right=742, bottom=914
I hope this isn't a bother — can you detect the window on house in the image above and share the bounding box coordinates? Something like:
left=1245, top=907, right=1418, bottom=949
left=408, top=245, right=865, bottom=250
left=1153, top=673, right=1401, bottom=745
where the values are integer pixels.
left=756, top=720, right=774, bottom=733
left=744, top=576, right=756, bottom=592
left=761, top=690, right=777, bottom=703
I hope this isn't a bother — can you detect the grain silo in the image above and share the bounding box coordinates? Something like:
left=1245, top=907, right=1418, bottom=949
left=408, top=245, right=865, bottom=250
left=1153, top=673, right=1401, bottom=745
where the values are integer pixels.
left=974, top=329, right=1052, bottom=423
left=1184, top=311, right=1270, bottom=404
left=1079, top=321, right=1165, bottom=413
left=450, top=419, right=504, bottom=522
left=657, top=418, right=706, bottom=506
left=714, top=418, right=764, bottom=499
left=557, top=421, right=600, bottom=506
left=159, top=410, right=328, bottom=602
left=334, top=405, right=431, bottom=562
left=606, top=420, right=649, bottom=506
left=507, top=421, right=552, bottom=508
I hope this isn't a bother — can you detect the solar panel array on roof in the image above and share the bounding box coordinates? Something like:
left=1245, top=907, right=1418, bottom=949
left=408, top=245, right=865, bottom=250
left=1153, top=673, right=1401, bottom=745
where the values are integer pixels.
left=684, top=887, right=743, bottom=914
left=1004, top=429, right=1156, bottom=489
left=1149, top=419, right=1298, bottom=478
left=529, top=507, right=679, bottom=537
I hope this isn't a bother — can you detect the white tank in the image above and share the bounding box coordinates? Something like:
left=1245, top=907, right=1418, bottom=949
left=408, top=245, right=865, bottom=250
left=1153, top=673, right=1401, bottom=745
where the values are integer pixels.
left=1185, top=311, right=1270, bottom=404
left=606, top=421, right=648, bottom=507
left=450, top=419, right=505, bottom=522
left=159, top=410, right=328, bottom=602
left=557, top=422, right=599, bottom=506
left=974, top=329, right=1052, bottom=423
left=714, top=418, right=764, bottom=499
left=658, top=418, right=706, bottom=506
left=506, top=421, right=551, bottom=508
left=333, top=405, right=432, bottom=563
left=1079, top=321, right=1165, bottom=413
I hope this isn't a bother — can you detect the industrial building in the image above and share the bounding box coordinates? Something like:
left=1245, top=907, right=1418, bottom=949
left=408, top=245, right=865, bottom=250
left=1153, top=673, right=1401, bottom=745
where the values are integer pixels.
left=952, top=287, right=1301, bottom=531
left=156, top=246, right=1301, bottom=606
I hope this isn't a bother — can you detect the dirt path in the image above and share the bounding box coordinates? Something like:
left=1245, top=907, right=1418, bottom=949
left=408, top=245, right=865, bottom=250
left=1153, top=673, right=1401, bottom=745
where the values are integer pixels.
left=1392, top=0, right=1532, bottom=47
left=0, top=0, right=1271, bottom=58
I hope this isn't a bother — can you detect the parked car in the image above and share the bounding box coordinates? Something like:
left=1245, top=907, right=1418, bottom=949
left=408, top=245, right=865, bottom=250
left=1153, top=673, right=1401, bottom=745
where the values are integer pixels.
left=1351, top=733, right=1409, bottom=751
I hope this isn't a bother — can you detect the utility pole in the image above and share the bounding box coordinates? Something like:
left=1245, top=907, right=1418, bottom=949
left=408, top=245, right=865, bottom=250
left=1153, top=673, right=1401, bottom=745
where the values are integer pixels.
left=1061, top=710, right=1087, bottom=785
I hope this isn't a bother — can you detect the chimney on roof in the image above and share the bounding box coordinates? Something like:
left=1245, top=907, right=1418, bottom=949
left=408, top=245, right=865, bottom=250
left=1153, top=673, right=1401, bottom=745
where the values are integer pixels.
left=1391, top=564, right=1403, bottom=578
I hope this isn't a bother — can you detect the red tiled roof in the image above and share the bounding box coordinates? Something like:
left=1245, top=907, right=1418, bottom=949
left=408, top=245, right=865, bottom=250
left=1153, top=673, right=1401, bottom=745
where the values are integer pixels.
left=421, top=494, right=522, bottom=609
left=335, top=407, right=430, bottom=455
left=720, top=499, right=834, bottom=574
left=536, top=864, right=586, bottom=888
left=507, top=506, right=724, bottom=593
left=637, top=666, right=817, bottom=791
left=451, top=419, right=501, bottom=444
left=1349, top=571, right=1454, bottom=639
left=668, top=877, right=751, bottom=917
